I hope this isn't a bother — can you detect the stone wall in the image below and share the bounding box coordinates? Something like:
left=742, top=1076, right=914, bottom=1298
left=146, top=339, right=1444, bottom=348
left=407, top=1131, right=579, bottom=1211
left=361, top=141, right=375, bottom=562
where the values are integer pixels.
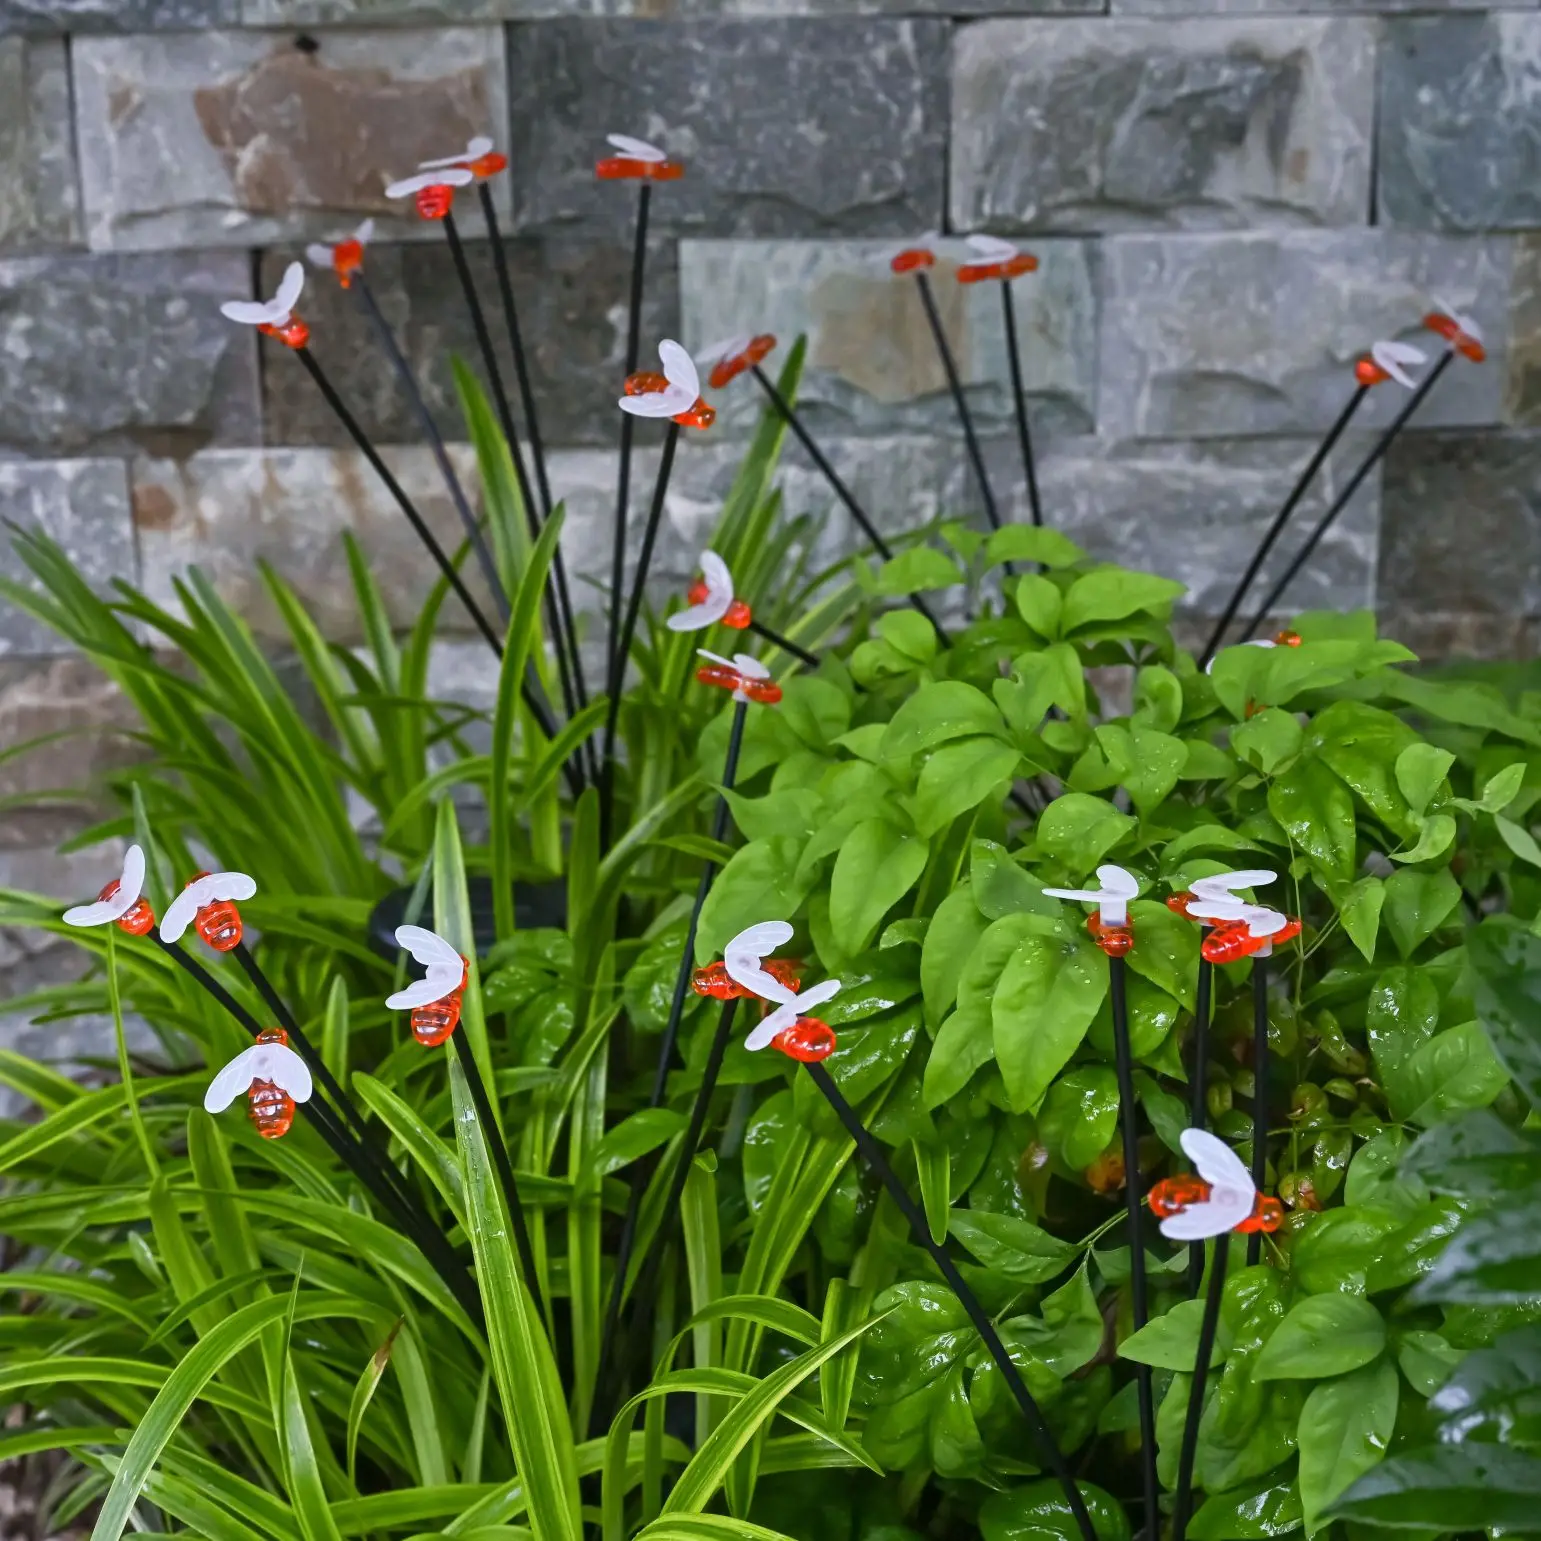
left=2, top=1, right=1539, bottom=965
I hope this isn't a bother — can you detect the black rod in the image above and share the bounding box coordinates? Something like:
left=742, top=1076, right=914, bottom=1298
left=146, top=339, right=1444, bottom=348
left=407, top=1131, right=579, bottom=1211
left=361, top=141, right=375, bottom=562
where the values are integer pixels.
left=1239, top=352, right=1453, bottom=643
left=600, top=418, right=679, bottom=845
left=913, top=269, right=1002, bottom=531
left=1249, top=955, right=1269, bottom=1268
left=806, top=1060, right=1098, bottom=1541
left=1000, top=278, right=1043, bottom=529
left=605, top=185, right=653, bottom=731
left=1172, top=1233, right=1230, bottom=1541
left=1188, top=956, right=1213, bottom=1296
left=1200, top=384, right=1369, bottom=666
left=591, top=697, right=747, bottom=1434
left=749, top=365, right=949, bottom=647
left=747, top=617, right=819, bottom=670
left=1109, top=956, right=1157, bottom=1540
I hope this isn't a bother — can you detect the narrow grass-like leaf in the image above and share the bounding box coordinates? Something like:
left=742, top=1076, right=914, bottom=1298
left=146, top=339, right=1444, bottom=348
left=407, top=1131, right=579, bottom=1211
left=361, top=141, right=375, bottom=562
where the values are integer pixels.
left=346, top=1317, right=402, bottom=1487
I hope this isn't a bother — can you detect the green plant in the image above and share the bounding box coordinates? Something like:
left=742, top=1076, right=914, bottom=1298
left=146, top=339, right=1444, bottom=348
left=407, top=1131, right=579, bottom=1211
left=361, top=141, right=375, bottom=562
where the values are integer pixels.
left=4, top=358, right=1540, bottom=1541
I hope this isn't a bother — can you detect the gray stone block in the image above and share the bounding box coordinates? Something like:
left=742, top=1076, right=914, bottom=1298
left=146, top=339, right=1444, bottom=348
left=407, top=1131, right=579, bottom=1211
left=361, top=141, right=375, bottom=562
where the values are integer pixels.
left=0, top=251, right=259, bottom=456
left=247, top=0, right=1094, bottom=21
left=0, top=0, right=238, bottom=31
left=261, top=233, right=677, bottom=450
left=1379, top=15, right=1541, bottom=233
left=678, top=238, right=1096, bottom=441
left=0, top=654, right=139, bottom=811
left=0, top=38, right=79, bottom=253
left=1098, top=230, right=1508, bottom=441
left=1379, top=430, right=1541, bottom=648
left=73, top=27, right=508, bottom=252
left=0, top=459, right=134, bottom=655
left=1116, top=0, right=1498, bottom=12
left=506, top=18, right=948, bottom=239
left=951, top=16, right=1375, bottom=234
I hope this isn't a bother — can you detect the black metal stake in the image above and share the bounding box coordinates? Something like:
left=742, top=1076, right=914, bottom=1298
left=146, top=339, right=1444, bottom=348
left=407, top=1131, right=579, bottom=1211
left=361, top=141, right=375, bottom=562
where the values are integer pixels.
left=913, top=269, right=1002, bottom=532
left=600, top=418, right=679, bottom=845
left=806, top=1060, right=1098, bottom=1541
left=1249, top=954, right=1269, bottom=1268
left=1189, top=955, right=1213, bottom=1296
left=748, top=365, right=949, bottom=648
left=1200, top=384, right=1369, bottom=667
left=1110, top=956, right=1157, bottom=1540
left=591, top=698, right=747, bottom=1434
left=747, top=617, right=819, bottom=670
left=1172, top=1233, right=1230, bottom=1541
left=1000, top=278, right=1043, bottom=530
left=1238, top=352, right=1453, bottom=643
left=291, top=346, right=577, bottom=796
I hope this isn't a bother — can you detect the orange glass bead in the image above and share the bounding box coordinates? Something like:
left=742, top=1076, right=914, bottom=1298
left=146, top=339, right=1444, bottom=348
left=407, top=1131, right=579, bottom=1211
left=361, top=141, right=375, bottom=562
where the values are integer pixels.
left=409, top=957, right=468, bottom=1046
left=1355, top=356, right=1390, bottom=387
left=1236, top=1193, right=1284, bottom=1234
left=1087, top=913, right=1133, bottom=957
left=468, top=151, right=507, bottom=179
left=1273, top=629, right=1302, bottom=647
left=687, top=577, right=710, bottom=605
left=891, top=248, right=935, bottom=274
left=332, top=238, right=365, bottom=289
left=596, top=156, right=685, bottom=182
left=1166, top=891, right=1196, bottom=919
left=1148, top=1173, right=1212, bottom=1217
left=258, top=317, right=310, bottom=350
left=691, top=961, right=738, bottom=999
left=415, top=183, right=457, bottom=220
left=1424, top=312, right=1486, bottom=364
left=723, top=599, right=752, bottom=629
left=625, top=371, right=669, bottom=396
left=1084, top=1147, right=1126, bottom=1194
left=1201, top=915, right=1301, bottom=966
left=99, top=877, right=155, bottom=936
left=742, top=677, right=782, bottom=706
left=957, top=253, right=1039, bottom=284
left=707, top=334, right=777, bottom=390
left=772, top=1016, right=836, bottom=1063
left=696, top=663, right=740, bottom=692
left=186, top=873, right=243, bottom=952
left=674, top=398, right=716, bottom=430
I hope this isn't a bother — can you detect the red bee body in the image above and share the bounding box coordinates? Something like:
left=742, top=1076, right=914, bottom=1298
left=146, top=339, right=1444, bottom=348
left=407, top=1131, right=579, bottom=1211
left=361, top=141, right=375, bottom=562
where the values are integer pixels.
left=99, top=877, right=155, bottom=936
left=1086, top=913, right=1133, bottom=958
left=1147, top=1175, right=1283, bottom=1234
left=624, top=370, right=715, bottom=428
left=691, top=958, right=801, bottom=1000
left=247, top=1028, right=295, bottom=1139
left=957, top=252, right=1037, bottom=283
left=331, top=238, right=365, bottom=288
left=707, top=334, right=777, bottom=389
left=1424, top=311, right=1486, bottom=363
left=891, top=248, right=935, bottom=274
left=686, top=576, right=752, bottom=629
left=695, top=663, right=781, bottom=705
left=596, top=156, right=684, bottom=182
left=411, top=957, right=469, bottom=1046
left=258, top=317, right=310, bottom=350
left=1201, top=915, right=1301, bottom=965
left=415, top=184, right=457, bottom=220
left=771, top=1016, right=836, bottom=1063
left=184, top=872, right=244, bottom=951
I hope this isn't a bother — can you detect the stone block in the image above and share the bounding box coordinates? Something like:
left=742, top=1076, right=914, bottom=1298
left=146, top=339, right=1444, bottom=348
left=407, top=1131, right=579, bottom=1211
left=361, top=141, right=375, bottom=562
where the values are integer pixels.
left=1116, top=0, right=1496, bottom=12
left=507, top=18, right=947, bottom=239
left=1379, top=15, right=1541, bottom=233
left=0, top=251, right=259, bottom=456
left=0, top=0, right=237, bottom=30
left=951, top=17, right=1374, bottom=234
left=0, top=38, right=79, bottom=253
left=245, top=0, right=1094, bottom=21
left=0, top=459, right=135, bottom=656
left=1379, top=430, right=1541, bottom=649
left=261, top=232, right=677, bottom=450
left=678, top=238, right=1096, bottom=441
left=1098, top=230, right=1507, bottom=441
left=73, top=27, right=508, bottom=252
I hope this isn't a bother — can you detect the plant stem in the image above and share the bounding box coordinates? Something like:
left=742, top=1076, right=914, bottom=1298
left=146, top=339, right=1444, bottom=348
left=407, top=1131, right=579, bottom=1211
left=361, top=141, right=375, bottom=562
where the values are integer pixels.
left=748, top=364, right=949, bottom=648
left=451, top=1028, right=543, bottom=1305
left=1172, top=1232, right=1229, bottom=1541
left=592, top=698, right=747, bottom=1434
left=1199, top=384, right=1368, bottom=667
left=1000, top=277, right=1043, bottom=530
left=1189, top=955, right=1213, bottom=1296
left=805, top=1059, right=1099, bottom=1541
left=1109, top=956, right=1157, bottom=1541
left=913, top=269, right=1001, bottom=532
left=1238, top=351, right=1453, bottom=642
left=600, top=418, right=679, bottom=846
left=1250, top=953, right=1269, bottom=1268
left=107, top=928, right=156, bottom=1175
left=476, top=183, right=594, bottom=779
left=747, top=616, right=820, bottom=670
left=605, top=184, right=652, bottom=755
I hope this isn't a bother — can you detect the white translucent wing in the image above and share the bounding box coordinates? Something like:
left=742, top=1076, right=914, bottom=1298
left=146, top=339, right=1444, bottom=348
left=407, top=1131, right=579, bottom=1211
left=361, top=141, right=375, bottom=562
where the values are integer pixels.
left=160, top=870, right=256, bottom=942
left=1041, top=885, right=1103, bottom=905
left=1185, top=896, right=1250, bottom=923
left=1181, top=1128, right=1254, bottom=1193
left=1244, top=905, right=1290, bottom=938
left=746, top=978, right=842, bottom=1052
left=63, top=892, right=128, bottom=927
left=1095, top=865, right=1139, bottom=899
left=1377, top=339, right=1426, bottom=367
left=1370, top=339, right=1420, bottom=389
left=204, top=1047, right=261, bottom=1113
left=274, top=262, right=304, bottom=316
left=1190, top=868, right=1276, bottom=899
left=699, top=550, right=734, bottom=605
left=251, top=1042, right=313, bottom=1101
left=607, top=133, right=665, bottom=161
left=305, top=243, right=334, bottom=268
left=732, top=654, right=769, bottom=680
left=698, top=649, right=733, bottom=668
left=619, top=391, right=684, bottom=418
left=120, top=844, right=146, bottom=906
left=666, top=603, right=715, bottom=632
left=659, top=340, right=700, bottom=399
left=394, top=924, right=461, bottom=969
left=724, top=921, right=797, bottom=1003
left=387, top=925, right=463, bottom=1009
left=386, top=173, right=423, bottom=196
left=387, top=168, right=473, bottom=197
left=221, top=298, right=277, bottom=325
left=666, top=549, right=733, bottom=632
left=697, top=334, right=749, bottom=367
left=966, top=233, right=1016, bottom=259
left=1158, top=1189, right=1252, bottom=1242
left=354, top=218, right=375, bottom=244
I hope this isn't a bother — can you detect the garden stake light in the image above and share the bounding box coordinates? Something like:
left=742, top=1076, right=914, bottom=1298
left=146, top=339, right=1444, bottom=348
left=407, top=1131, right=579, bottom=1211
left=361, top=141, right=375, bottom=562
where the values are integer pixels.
left=1200, top=338, right=1425, bottom=667
left=958, top=234, right=1044, bottom=531
left=701, top=336, right=949, bottom=646
left=893, top=243, right=1003, bottom=535
left=667, top=547, right=821, bottom=669
left=222, top=263, right=577, bottom=790
left=1152, top=1129, right=1285, bottom=1541
left=203, top=1027, right=313, bottom=1140
left=600, top=340, right=715, bottom=843
left=390, top=924, right=544, bottom=1298
left=1238, top=303, right=1486, bottom=643
left=1043, top=864, right=1155, bottom=1538
left=600, top=134, right=681, bottom=776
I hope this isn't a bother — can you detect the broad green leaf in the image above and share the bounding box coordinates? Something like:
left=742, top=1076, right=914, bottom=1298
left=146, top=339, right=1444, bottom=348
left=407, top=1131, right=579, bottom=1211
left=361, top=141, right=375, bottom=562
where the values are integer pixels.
left=1036, top=794, right=1136, bottom=872
left=1310, top=701, right=1422, bottom=839
left=1382, top=868, right=1462, bottom=961
left=1395, top=744, right=1455, bottom=818
left=1389, top=813, right=1456, bottom=865
left=985, top=526, right=1085, bottom=570
left=1188, top=1478, right=1301, bottom=1540
left=873, top=546, right=962, bottom=595
left=971, top=840, right=1059, bottom=923
left=1338, top=877, right=1384, bottom=963
left=1016, top=573, right=1064, bottom=640
left=1038, top=1066, right=1120, bottom=1170
left=999, top=644, right=1086, bottom=729
left=1298, top=1357, right=1398, bottom=1536
left=1123, top=899, right=1199, bottom=1011
left=1254, top=1295, right=1385, bottom=1381
left=920, top=886, right=989, bottom=1027
left=1231, top=709, right=1302, bottom=777
left=978, top=1478, right=1131, bottom=1541
left=882, top=682, right=1007, bottom=759
left=1061, top=567, right=1184, bottom=632
left=947, top=1211, right=1078, bottom=1284
left=1119, top=1299, right=1226, bottom=1371
left=913, top=738, right=1022, bottom=836
left=992, top=929, right=1108, bottom=1112
left=1428, top=1325, right=1541, bottom=1443
left=1496, top=813, right=1541, bottom=869
left=696, top=837, right=813, bottom=964
left=923, top=1004, right=994, bottom=1108
left=1366, top=965, right=1439, bottom=1091
left=1267, top=758, right=1356, bottom=884
left=1477, top=760, right=1526, bottom=813
left=828, top=819, right=927, bottom=955
left=1392, top=1022, right=1508, bottom=1127
left=1469, top=916, right=1541, bottom=1104
left=1328, top=1444, right=1541, bottom=1532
